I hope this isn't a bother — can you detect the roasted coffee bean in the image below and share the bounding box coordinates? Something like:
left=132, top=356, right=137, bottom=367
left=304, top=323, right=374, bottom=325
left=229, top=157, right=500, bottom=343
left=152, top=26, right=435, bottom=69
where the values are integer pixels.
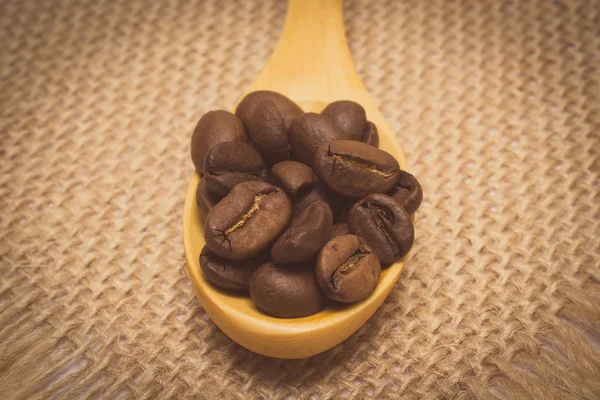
left=314, top=140, right=399, bottom=198
left=191, top=110, right=247, bottom=173
left=246, top=99, right=290, bottom=166
left=196, top=179, right=221, bottom=219
left=292, top=181, right=341, bottom=218
left=236, top=90, right=303, bottom=130
left=316, top=234, right=380, bottom=303
left=271, top=201, right=333, bottom=264
left=271, top=160, right=314, bottom=198
left=362, top=121, right=379, bottom=148
left=388, top=170, right=423, bottom=214
left=329, top=222, right=350, bottom=240
left=199, top=246, right=267, bottom=291
left=348, top=194, right=414, bottom=264
left=203, top=141, right=266, bottom=198
left=321, top=100, right=367, bottom=141
left=287, top=113, right=345, bottom=166
left=205, top=181, right=292, bottom=260
left=189, top=94, right=424, bottom=318
left=334, top=199, right=354, bottom=223
left=249, top=262, right=324, bottom=317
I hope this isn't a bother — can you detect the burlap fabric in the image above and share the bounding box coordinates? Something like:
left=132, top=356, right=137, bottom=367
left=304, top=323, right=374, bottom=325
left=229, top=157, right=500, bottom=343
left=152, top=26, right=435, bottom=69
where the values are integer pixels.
left=1, top=0, right=599, bottom=398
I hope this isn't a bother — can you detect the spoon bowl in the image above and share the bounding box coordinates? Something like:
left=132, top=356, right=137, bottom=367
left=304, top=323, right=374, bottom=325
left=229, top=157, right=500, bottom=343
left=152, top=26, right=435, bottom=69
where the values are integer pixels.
left=183, top=0, right=408, bottom=359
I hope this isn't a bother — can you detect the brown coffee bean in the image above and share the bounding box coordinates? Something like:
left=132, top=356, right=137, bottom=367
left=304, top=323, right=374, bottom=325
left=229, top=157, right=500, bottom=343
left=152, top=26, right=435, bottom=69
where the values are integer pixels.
left=348, top=194, right=414, bottom=264
left=292, top=180, right=341, bottom=218
left=191, top=110, right=247, bottom=173
left=321, top=100, right=367, bottom=141
left=329, top=222, right=350, bottom=240
left=313, top=140, right=399, bottom=198
left=199, top=246, right=267, bottom=291
left=249, top=262, right=324, bottom=317
left=196, top=179, right=221, bottom=219
left=203, top=141, right=266, bottom=198
left=287, top=113, right=345, bottom=166
left=236, top=90, right=303, bottom=130
left=246, top=99, right=290, bottom=166
left=316, top=234, right=380, bottom=303
left=271, top=201, right=333, bottom=264
left=362, top=121, right=379, bottom=148
left=205, top=181, right=292, bottom=260
left=388, top=170, right=423, bottom=214
left=271, top=160, right=314, bottom=198
left=334, top=199, right=355, bottom=223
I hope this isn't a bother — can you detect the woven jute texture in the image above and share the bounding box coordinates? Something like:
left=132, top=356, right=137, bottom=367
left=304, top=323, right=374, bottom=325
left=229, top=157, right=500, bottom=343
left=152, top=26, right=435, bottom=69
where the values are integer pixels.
left=1, top=0, right=599, bottom=398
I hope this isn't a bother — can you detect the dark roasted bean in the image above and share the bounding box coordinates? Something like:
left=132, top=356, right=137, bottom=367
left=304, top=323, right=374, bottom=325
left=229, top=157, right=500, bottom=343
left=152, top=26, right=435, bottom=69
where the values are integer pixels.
left=271, top=160, right=315, bottom=198
left=196, top=179, right=221, bottom=219
left=362, top=121, right=379, bottom=147
left=288, top=113, right=345, bottom=166
left=204, top=181, right=291, bottom=260
left=313, top=140, right=399, bottom=198
left=203, top=141, right=266, bottom=198
left=191, top=110, right=247, bottom=173
left=199, top=246, right=267, bottom=291
left=329, top=222, right=351, bottom=240
left=388, top=170, right=423, bottom=214
left=322, top=100, right=367, bottom=141
left=250, top=262, right=324, bottom=318
left=271, top=200, right=333, bottom=264
left=348, top=194, right=414, bottom=264
left=236, top=90, right=303, bottom=130
left=246, top=99, right=290, bottom=166
left=316, top=234, right=380, bottom=303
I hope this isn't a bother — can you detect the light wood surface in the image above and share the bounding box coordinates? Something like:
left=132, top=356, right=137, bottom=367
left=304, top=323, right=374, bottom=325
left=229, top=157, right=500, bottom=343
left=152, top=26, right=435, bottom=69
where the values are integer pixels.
left=183, top=0, right=409, bottom=358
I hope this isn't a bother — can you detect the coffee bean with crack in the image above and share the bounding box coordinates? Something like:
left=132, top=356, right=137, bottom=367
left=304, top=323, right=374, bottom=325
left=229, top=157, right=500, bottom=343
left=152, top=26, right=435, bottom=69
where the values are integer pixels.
left=199, top=246, right=267, bottom=291
left=313, top=140, right=399, bottom=198
left=388, top=170, right=423, bottom=214
left=287, top=112, right=345, bottom=166
left=271, top=200, right=333, bottom=264
left=204, top=181, right=292, bottom=260
left=250, top=262, right=324, bottom=318
left=348, top=194, right=414, bottom=264
left=321, top=100, right=367, bottom=141
left=246, top=99, right=291, bottom=166
left=316, top=234, right=380, bottom=303
left=196, top=179, right=221, bottom=219
left=236, top=90, right=303, bottom=130
left=191, top=110, right=248, bottom=173
left=362, top=121, right=379, bottom=148
left=271, top=160, right=315, bottom=198
left=203, top=141, right=266, bottom=198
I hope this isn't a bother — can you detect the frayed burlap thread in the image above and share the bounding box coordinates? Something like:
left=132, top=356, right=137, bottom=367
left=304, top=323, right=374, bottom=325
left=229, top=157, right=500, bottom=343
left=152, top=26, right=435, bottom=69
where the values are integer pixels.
left=1, top=0, right=599, bottom=398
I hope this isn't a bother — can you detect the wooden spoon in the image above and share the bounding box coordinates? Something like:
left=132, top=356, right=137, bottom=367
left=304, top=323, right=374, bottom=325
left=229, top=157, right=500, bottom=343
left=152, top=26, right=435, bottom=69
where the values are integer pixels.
left=183, top=0, right=408, bottom=359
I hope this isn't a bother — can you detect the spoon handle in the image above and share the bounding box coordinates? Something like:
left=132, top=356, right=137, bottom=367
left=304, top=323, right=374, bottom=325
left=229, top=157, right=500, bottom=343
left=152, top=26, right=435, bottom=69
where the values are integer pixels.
left=248, top=0, right=365, bottom=101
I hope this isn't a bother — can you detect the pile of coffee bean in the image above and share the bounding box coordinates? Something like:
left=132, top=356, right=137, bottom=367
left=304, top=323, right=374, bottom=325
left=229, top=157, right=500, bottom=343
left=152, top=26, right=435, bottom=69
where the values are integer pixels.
left=191, top=91, right=422, bottom=318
